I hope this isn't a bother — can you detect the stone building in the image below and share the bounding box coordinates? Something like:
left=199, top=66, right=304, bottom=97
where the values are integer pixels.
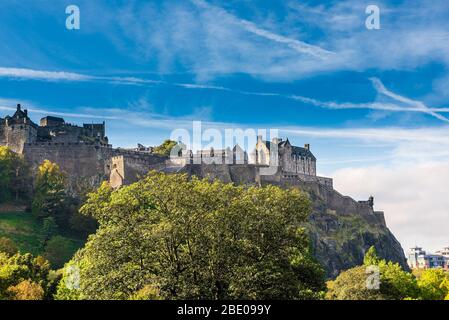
left=181, top=145, right=248, bottom=165
left=252, top=136, right=316, bottom=176
left=162, top=136, right=333, bottom=188
left=0, top=104, right=38, bottom=153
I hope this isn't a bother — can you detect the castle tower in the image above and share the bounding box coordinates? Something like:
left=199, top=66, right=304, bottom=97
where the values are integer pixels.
left=1, top=104, right=38, bottom=153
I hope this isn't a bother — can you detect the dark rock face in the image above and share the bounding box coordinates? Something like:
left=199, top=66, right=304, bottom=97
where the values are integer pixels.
left=309, top=214, right=408, bottom=278
left=181, top=164, right=409, bottom=278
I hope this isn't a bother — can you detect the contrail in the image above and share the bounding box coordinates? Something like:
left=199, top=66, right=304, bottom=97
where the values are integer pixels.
left=370, top=77, right=449, bottom=123
left=190, top=0, right=334, bottom=59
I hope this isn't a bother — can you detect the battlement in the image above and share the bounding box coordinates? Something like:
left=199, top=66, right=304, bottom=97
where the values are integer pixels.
left=25, top=142, right=112, bottom=147
left=113, top=148, right=163, bottom=157
left=109, top=153, right=167, bottom=188
left=280, top=173, right=333, bottom=188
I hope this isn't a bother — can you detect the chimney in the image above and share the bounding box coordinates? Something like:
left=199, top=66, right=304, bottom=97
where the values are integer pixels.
left=17, top=104, right=21, bottom=111
left=304, top=144, right=310, bottom=151
left=24, top=109, right=28, bottom=117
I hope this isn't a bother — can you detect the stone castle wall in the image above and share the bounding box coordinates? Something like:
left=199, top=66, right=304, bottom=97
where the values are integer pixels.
left=22, top=142, right=113, bottom=185
left=180, top=164, right=260, bottom=185
left=280, top=153, right=316, bottom=176
left=177, top=163, right=385, bottom=226
left=44, top=124, right=86, bottom=143
left=109, top=152, right=168, bottom=188
left=1, top=124, right=37, bottom=153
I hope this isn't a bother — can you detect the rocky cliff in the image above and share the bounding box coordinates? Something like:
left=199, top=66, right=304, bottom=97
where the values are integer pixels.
left=181, top=164, right=409, bottom=278
left=298, top=181, right=408, bottom=278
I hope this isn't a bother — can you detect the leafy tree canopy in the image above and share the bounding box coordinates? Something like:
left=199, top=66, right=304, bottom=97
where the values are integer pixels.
left=152, top=140, right=178, bottom=156
left=31, top=160, right=68, bottom=226
left=43, top=236, right=75, bottom=269
left=0, top=146, right=29, bottom=203
left=326, top=265, right=385, bottom=300
left=0, top=252, right=57, bottom=300
left=57, top=172, right=325, bottom=300
left=327, top=246, right=419, bottom=300
left=416, top=268, right=449, bottom=300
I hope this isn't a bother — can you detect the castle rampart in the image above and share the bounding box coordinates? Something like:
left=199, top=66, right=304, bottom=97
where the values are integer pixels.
left=109, top=153, right=168, bottom=188
left=22, top=143, right=113, bottom=185
left=1, top=104, right=333, bottom=192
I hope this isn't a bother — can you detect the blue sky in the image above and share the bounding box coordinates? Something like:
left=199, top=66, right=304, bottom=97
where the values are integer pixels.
left=1, top=0, right=449, bottom=252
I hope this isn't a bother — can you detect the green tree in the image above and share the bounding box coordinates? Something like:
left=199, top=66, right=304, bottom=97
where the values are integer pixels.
left=327, top=246, right=419, bottom=300
left=56, top=172, right=325, bottom=300
left=43, top=236, right=74, bottom=269
left=0, top=237, right=18, bottom=256
left=67, top=177, right=98, bottom=235
left=32, top=160, right=69, bottom=227
left=0, top=252, right=55, bottom=300
left=363, top=246, right=381, bottom=266
left=0, top=146, right=29, bottom=202
left=152, top=139, right=178, bottom=156
left=416, top=269, right=449, bottom=300
left=326, top=266, right=385, bottom=300
left=54, top=260, right=83, bottom=300
left=376, top=260, right=419, bottom=299
left=42, top=217, right=58, bottom=241
left=128, top=284, right=163, bottom=300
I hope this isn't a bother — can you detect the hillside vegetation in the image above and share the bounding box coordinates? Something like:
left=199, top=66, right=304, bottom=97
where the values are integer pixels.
left=0, top=210, right=84, bottom=267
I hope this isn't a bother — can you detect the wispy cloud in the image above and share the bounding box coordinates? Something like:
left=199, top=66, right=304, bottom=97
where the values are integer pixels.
left=0, top=68, right=91, bottom=81
left=191, top=0, right=334, bottom=60
left=0, top=67, right=163, bottom=86
left=2, top=67, right=449, bottom=122
left=291, top=78, right=449, bottom=122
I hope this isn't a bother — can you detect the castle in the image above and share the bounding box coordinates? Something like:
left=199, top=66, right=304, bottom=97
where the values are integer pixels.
left=2, top=105, right=401, bottom=276
left=1, top=104, right=332, bottom=189
left=0, top=104, right=108, bottom=153
left=110, top=135, right=334, bottom=188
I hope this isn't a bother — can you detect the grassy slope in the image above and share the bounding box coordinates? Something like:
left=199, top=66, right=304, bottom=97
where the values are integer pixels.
left=0, top=211, right=84, bottom=261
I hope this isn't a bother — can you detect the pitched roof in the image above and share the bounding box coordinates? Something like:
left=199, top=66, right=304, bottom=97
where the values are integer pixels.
left=291, top=146, right=316, bottom=160
left=13, top=106, right=28, bottom=119
left=263, top=140, right=316, bottom=160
